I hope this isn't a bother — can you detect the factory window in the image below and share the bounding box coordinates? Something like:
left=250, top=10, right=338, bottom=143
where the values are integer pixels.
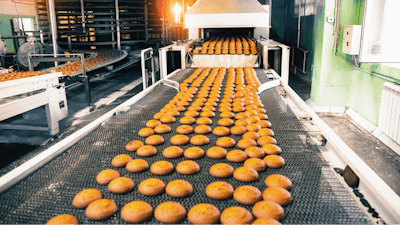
left=294, top=0, right=315, bottom=17
left=359, top=0, right=400, bottom=63
left=12, top=18, right=35, bottom=36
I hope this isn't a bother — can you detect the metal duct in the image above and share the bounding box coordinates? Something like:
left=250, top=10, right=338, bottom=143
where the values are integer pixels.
left=185, top=0, right=269, bottom=28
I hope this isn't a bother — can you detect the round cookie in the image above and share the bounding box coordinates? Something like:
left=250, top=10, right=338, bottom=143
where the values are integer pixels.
left=86, top=199, right=117, bottom=221
left=170, top=134, right=190, bottom=145
left=138, top=127, right=155, bottom=137
left=261, top=144, right=282, bottom=155
left=73, top=189, right=103, bottom=208
left=263, top=155, right=285, bottom=168
left=46, top=214, right=78, bottom=225
left=108, top=177, right=135, bottom=194
left=180, top=116, right=196, bottom=125
left=243, top=131, right=261, bottom=140
left=252, top=201, right=284, bottom=221
left=258, top=128, right=275, bottom=137
left=165, top=180, right=193, bottom=197
left=126, top=159, right=149, bottom=172
left=163, top=146, right=184, bottom=158
left=218, top=118, right=235, bottom=126
left=165, top=110, right=180, bottom=117
left=252, top=218, right=282, bottom=225
left=137, top=145, right=157, bottom=157
left=146, top=120, right=161, bottom=128
left=190, top=135, right=210, bottom=146
left=111, top=154, right=132, bottom=167
left=160, top=115, right=176, bottom=123
left=243, top=154, right=266, bottom=169
left=153, top=112, right=164, bottom=120
left=154, top=201, right=186, bottom=224
left=235, top=119, right=250, bottom=127
left=233, top=185, right=262, bottom=205
left=205, top=181, right=234, bottom=200
left=247, top=116, right=261, bottom=124
left=237, top=138, right=257, bottom=149
left=220, top=206, right=253, bottom=225
left=154, top=124, right=172, bottom=134
left=209, top=163, right=234, bottom=178
left=257, top=136, right=277, bottom=145
left=246, top=124, right=261, bottom=132
left=138, top=178, right=166, bottom=196
left=233, top=166, right=259, bottom=182
left=188, top=203, right=220, bottom=224
left=254, top=113, right=268, bottom=120
left=257, top=120, right=272, bottom=128
left=265, top=174, right=292, bottom=190
left=201, top=110, right=216, bottom=117
left=235, top=112, right=249, bottom=120
left=96, top=169, right=120, bottom=185
left=150, top=161, right=174, bottom=175
left=245, top=147, right=266, bottom=158
left=216, top=137, right=236, bottom=148
left=230, top=126, right=247, bottom=135
left=226, top=150, right=248, bottom=163
left=121, top=201, right=153, bottom=223
left=255, top=108, right=267, bottom=114
left=145, top=135, right=165, bottom=145
left=176, top=160, right=200, bottom=175
left=184, top=147, right=205, bottom=159
left=196, top=117, right=213, bottom=125
left=185, top=110, right=199, bottom=117
left=194, top=125, right=212, bottom=134
left=125, top=140, right=144, bottom=152
left=212, top=126, right=230, bottom=136
left=206, top=146, right=227, bottom=159
left=220, top=111, right=235, bottom=118
left=262, top=187, right=292, bottom=206
left=176, top=125, right=194, bottom=134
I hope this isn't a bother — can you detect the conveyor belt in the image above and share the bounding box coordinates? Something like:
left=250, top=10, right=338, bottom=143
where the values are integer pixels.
left=0, top=69, right=372, bottom=224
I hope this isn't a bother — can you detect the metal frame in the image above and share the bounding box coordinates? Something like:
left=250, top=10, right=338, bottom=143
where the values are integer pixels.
left=290, top=46, right=308, bottom=74
left=260, top=40, right=290, bottom=85
left=159, top=43, right=187, bottom=80
left=141, top=47, right=155, bottom=89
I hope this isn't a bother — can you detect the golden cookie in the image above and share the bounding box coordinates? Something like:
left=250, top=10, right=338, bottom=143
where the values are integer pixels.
left=262, top=187, right=292, bottom=206
left=86, top=199, right=117, bottom=220
left=264, top=174, right=292, bottom=190
left=73, top=189, right=102, bottom=209
left=209, top=163, right=234, bottom=178
left=194, top=125, right=212, bottom=134
left=261, top=144, right=282, bottom=155
left=146, top=120, right=161, bottom=128
left=185, top=110, right=200, bottom=117
left=190, top=135, right=210, bottom=146
left=188, top=203, right=220, bottom=224
left=212, top=126, right=230, bottom=136
left=231, top=126, right=247, bottom=135
left=96, top=169, right=120, bottom=185
left=263, top=155, right=285, bottom=168
left=245, top=146, right=265, bottom=158
left=154, top=124, right=172, bottom=134
left=176, top=160, right=200, bottom=175
left=145, top=135, right=165, bottom=145
left=246, top=124, right=261, bottom=132
left=218, top=118, right=235, bottom=126
left=137, top=145, right=157, bottom=157
left=233, top=185, right=262, bottom=205
left=206, top=146, right=227, bottom=159
left=180, top=116, right=196, bottom=125
left=176, top=125, right=194, bottom=134
left=233, top=166, right=258, bottom=182
left=170, top=134, right=190, bottom=145
left=252, top=218, right=281, bottom=225
left=165, top=180, right=193, bottom=197
left=138, top=127, right=155, bottom=137
left=237, top=138, right=257, bottom=149
left=257, top=120, right=272, bottom=128
left=125, top=140, right=144, bottom=152
left=196, top=117, right=213, bottom=125
left=121, top=201, right=153, bottom=223
left=220, top=111, right=235, bottom=118
left=150, top=161, right=174, bottom=175
left=111, top=154, right=132, bottom=167
left=138, top=178, right=166, bottom=196
left=244, top=158, right=266, bottom=172
left=154, top=201, right=186, bottom=224
left=258, top=128, right=275, bottom=137
left=46, top=214, right=78, bottom=225
left=201, top=110, right=216, bottom=117
left=108, top=177, right=134, bottom=194
left=220, top=206, right=253, bottom=225
left=257, top=136, right=277, bottom=145
left=205, top=181, right=234, bottom=200
left=252, top=201, right=284, bottom=221
left=163, top=146, right=184, bottom=158
left=126, top=159, right=149, bottom=172
left=226, top=150, right=248, bottom=162
left=184, top=147, right=205, bottom=159
left=216, top=137, right=236, bottom=148
left=243, top=131, right=260, bottom=140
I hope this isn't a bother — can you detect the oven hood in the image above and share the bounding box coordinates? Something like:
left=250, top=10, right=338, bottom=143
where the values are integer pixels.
left=185, top=0, right=269, bottom=28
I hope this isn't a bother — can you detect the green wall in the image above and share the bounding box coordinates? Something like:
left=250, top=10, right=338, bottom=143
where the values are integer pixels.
left=310, top=0, right=400, bottom=126
left=0, top=14, right=35, bottom=53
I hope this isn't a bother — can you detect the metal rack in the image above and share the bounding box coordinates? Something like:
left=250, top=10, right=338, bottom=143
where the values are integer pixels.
left=35, top=0, right=164, bottom=49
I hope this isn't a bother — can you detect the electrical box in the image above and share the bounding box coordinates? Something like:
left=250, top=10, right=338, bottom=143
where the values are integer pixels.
left=342, top=25, right=362, bottom=55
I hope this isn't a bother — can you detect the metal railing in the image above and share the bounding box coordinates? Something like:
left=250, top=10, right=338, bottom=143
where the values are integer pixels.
left=141, top=48, right=155, bottom=90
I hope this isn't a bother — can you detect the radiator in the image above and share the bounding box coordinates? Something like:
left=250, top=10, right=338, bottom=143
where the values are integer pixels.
left=379, top=82, right=400, bottom=144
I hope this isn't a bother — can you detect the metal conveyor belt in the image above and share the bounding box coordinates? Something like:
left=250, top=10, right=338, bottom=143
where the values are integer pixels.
left=0, top=69, right=372, bottom=224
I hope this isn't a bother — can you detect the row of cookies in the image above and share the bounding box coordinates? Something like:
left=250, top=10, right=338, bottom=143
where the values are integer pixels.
left=193, top=35, right=258, bottom=55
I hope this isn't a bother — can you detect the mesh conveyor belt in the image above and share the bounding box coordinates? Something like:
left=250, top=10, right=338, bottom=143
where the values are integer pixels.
left=0, top=69, right=372, bottom=224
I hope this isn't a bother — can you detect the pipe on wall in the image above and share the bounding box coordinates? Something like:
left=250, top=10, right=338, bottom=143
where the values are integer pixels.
left=115, top=0, right=121, bottom=50
left=48, top=0, right=58, bottom=66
